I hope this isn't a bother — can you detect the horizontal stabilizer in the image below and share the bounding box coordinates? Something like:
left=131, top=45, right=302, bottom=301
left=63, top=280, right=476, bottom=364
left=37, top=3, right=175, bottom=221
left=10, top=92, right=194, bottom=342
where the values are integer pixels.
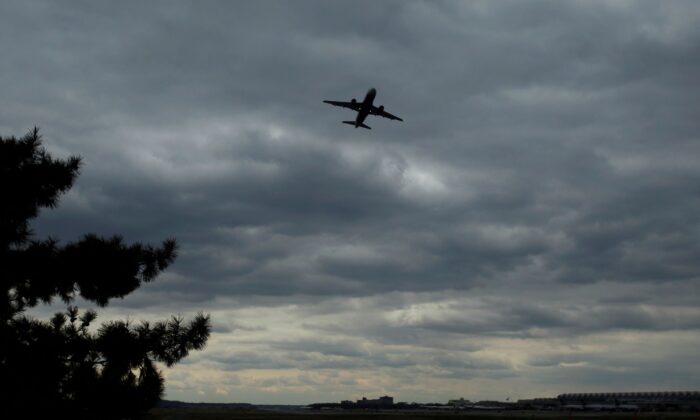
left=342, top=121, right=371, bottom=129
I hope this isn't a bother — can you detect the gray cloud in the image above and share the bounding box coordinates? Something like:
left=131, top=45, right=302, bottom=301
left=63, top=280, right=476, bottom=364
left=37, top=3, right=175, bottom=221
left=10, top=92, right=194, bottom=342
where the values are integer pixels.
left=4, top=0, right=700, bottom=404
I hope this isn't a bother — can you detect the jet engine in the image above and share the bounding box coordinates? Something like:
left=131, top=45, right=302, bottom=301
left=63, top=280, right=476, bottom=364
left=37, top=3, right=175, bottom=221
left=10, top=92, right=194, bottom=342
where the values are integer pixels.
left=378, top=105, right=384, bottom=111
left=351, top=98, right=357, bottom=104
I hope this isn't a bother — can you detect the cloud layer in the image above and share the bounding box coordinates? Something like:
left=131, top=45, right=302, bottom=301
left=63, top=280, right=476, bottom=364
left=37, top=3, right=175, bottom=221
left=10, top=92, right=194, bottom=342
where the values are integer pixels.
left=3, top=0, right=700, bottom=404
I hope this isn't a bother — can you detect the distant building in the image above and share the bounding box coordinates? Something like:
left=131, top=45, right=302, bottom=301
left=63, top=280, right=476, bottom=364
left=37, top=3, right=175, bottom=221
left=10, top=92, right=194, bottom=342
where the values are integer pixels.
left=516, top=398, right=559, bottom=409
left=558, top=391, right=700, bottom=411
left=448, top=398, right=471, bottom=407
left=356, top=396, right=394, bottom=408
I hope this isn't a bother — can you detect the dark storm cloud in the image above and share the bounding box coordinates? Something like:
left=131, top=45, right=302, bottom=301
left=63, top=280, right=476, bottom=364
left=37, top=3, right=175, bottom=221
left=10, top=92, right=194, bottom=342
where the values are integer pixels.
left=295, top=292, right=700, bottom=343
left=4, top=0, right=700, bottom=401
left=400, top=301, right=700, bottom=337
left=205, top=335, right=503, bottom=373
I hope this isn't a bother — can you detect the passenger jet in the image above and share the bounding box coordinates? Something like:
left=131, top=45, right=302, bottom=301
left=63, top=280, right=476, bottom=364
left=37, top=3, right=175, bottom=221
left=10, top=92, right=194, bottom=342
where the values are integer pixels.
left=323, top=88, right=403, bottom=129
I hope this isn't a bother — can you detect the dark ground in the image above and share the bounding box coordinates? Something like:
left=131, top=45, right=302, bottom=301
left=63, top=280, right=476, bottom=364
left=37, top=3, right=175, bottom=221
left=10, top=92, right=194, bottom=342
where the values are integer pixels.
left=144, top=408, right=700, bottom=420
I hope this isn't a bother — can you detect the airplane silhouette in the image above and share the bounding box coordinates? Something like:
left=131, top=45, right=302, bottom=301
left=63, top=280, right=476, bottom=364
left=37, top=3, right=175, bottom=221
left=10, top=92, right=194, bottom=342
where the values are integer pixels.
left=323, top=88, right=403, bottom=129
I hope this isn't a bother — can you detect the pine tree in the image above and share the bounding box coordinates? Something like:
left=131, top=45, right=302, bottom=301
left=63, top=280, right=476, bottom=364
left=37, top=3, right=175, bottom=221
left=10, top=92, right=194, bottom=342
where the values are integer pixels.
left=0, top=128, right=211, bottom=419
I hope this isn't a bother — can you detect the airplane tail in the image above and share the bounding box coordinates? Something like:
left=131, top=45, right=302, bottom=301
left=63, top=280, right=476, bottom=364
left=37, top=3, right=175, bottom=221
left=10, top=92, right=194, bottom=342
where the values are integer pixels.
left=342, top=121, right=371, bottom=129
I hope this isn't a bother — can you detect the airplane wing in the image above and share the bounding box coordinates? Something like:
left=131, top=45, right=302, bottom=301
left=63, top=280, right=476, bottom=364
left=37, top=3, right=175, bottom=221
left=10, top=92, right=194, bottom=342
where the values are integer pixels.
left=323, top=100, right=361, bottom=111
left=370, top=105, right=403, bottom=121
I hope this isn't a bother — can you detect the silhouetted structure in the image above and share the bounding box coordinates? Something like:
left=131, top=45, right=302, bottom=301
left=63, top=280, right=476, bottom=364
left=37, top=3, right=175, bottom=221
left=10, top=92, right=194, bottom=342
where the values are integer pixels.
left=558, top=391, right=700, bottom=411
left=333, top=396, right=394, bottom=409
left=356, top=395, right=394, bottom=408
left=448, top=398, right=471, bottom=408
left=515, top=398, right=559, bottom=410
left=0, top=129, right=210, bottom=419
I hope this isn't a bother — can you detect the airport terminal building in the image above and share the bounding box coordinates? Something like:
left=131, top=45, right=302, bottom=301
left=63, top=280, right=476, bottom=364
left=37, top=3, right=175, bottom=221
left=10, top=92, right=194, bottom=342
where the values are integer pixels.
left=557, top=391, right=700, bottom=411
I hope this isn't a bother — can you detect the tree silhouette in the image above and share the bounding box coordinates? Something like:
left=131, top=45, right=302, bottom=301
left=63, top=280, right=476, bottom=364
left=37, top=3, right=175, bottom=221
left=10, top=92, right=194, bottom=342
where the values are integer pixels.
left=0, top=128, right=211, bottom=419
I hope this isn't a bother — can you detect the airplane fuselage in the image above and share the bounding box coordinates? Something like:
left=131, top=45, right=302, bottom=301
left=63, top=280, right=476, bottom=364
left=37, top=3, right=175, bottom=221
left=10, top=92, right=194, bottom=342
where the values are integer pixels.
left=324, top=87, right=401, bottom=129
left=355, top=88, right=376, bottom=127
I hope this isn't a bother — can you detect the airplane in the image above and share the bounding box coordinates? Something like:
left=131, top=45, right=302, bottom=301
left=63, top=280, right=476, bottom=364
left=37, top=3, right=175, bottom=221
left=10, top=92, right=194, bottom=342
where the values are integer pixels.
left=323, top=88, right=403, bottom=129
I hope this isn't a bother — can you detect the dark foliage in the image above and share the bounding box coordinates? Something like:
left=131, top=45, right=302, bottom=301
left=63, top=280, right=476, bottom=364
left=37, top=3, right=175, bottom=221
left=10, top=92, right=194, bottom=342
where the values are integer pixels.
left=0, top=129, right=211, bottom=419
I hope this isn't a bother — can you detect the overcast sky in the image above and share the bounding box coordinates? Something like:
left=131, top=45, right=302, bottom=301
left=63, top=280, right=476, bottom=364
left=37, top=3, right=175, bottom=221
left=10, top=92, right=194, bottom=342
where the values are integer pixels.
left=3, top=0, right=700, bottom=404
